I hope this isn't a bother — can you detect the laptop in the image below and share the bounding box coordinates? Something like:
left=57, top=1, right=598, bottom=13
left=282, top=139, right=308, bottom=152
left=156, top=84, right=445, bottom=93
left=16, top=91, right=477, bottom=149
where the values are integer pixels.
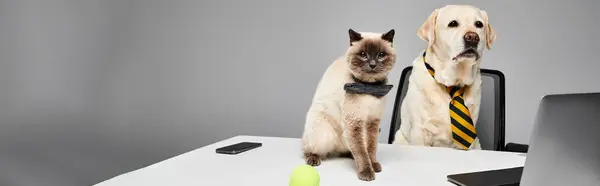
left=447, top=93, right=600, bottom=186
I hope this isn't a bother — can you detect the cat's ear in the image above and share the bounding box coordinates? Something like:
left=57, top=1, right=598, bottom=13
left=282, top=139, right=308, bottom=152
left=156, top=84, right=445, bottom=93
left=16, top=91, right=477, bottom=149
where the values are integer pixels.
left=381, top=29, right=395, bottom=43
left=418, top=9, right=439, bottom=47
left=348, top=29, right=362, bottom=46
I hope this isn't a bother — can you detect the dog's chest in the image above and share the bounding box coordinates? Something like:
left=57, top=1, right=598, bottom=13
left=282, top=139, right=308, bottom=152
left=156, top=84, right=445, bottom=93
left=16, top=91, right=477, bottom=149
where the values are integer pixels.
left=432, top=95, right=476, bottom=121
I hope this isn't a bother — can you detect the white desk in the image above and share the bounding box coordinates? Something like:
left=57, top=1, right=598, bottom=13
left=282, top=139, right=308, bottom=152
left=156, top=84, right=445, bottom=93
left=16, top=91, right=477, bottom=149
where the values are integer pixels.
left=95, top=135, right=526, bottom=186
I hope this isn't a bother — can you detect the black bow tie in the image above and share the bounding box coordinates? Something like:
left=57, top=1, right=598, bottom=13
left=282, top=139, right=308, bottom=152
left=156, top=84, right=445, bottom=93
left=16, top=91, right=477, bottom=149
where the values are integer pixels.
left=344, top=77, right=394, bottom=98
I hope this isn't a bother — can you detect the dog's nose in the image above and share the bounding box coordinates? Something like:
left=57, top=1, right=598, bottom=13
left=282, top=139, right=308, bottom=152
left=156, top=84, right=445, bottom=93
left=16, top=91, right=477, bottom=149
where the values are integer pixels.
left=464, top=32, right=480, bottom=44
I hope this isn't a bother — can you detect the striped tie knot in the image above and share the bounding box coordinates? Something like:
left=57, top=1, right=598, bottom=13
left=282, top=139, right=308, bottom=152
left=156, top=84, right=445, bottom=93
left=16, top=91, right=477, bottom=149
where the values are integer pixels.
left=448, top=86, right=463, bottom=98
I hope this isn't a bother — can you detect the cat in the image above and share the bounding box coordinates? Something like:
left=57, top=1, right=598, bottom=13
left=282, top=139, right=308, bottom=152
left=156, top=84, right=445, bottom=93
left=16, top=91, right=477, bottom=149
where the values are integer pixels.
left=301, top=29, right=397, bottom=181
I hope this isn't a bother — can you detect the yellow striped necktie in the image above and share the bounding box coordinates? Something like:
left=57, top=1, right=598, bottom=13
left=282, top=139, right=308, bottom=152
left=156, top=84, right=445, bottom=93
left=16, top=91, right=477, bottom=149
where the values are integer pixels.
left=422, top=52, right=477, bottom=150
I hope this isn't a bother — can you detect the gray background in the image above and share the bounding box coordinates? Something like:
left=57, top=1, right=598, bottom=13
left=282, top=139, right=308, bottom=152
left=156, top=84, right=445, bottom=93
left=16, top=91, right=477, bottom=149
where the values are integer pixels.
left=1, top=0, right=599, bottom=185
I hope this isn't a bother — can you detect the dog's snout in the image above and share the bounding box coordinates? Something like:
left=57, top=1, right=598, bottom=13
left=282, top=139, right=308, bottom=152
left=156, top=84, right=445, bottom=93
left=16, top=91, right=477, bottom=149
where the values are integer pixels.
left=464, top=32, right=480, bottom=44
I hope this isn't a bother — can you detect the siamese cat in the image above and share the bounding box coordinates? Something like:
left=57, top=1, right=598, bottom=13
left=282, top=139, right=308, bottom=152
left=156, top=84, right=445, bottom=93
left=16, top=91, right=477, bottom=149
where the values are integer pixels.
left=301, top=29, right=397, bottom=181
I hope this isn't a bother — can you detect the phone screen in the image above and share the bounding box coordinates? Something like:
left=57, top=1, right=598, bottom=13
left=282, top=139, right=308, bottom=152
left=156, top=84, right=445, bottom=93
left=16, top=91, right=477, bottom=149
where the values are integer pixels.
left=216, top=142, right=262, bottom=154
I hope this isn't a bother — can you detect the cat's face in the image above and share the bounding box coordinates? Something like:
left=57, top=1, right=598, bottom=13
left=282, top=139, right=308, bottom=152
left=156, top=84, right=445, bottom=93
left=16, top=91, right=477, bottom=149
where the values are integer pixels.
left=346, top=29, right=397, bottom=82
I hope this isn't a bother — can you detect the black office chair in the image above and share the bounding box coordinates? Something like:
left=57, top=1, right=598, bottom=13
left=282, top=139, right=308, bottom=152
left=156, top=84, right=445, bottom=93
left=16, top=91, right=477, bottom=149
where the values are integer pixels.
left=387, top=66, right=527, bottom=152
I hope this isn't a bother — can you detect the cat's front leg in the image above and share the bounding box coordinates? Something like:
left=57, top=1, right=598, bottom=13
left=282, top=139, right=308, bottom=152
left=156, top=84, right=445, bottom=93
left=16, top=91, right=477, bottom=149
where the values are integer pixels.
left=343, top=113, right=375, bottom=181
left=366, top=117, right=381, bottom=173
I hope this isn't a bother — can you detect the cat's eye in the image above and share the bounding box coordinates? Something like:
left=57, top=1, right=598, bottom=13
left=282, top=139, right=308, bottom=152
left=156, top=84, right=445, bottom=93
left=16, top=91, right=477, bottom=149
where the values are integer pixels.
left=358, top=52, right=367, bottom=58
left=448, top=20, right=459, bottom=28
left=475, top=21, right=483, bottom=28
left=377, top=52, right=387, bottom=59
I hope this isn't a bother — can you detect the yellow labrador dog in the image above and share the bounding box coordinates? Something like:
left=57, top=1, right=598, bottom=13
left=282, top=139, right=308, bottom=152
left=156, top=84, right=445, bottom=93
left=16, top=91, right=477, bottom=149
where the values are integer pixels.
left=393, top=5, right=496, bottom=150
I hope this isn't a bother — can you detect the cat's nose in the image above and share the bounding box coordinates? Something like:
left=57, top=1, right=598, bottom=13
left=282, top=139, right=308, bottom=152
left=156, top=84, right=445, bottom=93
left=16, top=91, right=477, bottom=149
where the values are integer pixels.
left=369, top=61, right=377, bottom=69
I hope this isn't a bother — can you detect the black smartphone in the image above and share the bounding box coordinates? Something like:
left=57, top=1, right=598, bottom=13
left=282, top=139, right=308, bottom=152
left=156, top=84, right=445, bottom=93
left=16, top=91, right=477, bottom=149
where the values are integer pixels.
left=215, top=142, right=262, bottom=155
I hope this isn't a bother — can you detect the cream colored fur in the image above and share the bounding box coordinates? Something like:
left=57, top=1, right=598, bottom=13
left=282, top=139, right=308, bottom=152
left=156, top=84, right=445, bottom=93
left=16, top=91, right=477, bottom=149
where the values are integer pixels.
left=393, top=5, right=496, bottom=150
left=302, top=31, right=395, bottom=181
left=301, top=56, right=387, bottom=154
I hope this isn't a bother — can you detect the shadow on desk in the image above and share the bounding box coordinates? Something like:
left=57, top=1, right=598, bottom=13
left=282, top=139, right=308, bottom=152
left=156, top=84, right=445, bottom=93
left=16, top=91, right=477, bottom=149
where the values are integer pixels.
left=504, top=143, right=529, bottom=153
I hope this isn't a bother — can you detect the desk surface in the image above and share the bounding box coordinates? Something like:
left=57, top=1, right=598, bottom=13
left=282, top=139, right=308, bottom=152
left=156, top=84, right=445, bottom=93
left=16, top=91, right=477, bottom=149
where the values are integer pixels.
left=95, top=135, right=526, bottom=186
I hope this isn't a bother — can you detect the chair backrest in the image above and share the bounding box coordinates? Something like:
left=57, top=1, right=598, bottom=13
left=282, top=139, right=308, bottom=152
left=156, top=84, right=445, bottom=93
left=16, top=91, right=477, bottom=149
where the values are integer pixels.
left=388, top=66, right=506, bottom=151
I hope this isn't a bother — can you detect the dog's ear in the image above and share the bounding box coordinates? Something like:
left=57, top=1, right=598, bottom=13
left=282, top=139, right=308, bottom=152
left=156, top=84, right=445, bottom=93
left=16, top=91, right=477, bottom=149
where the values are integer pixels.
left=481, top=10, right=496, bottom=50
left=418, top=9, right=439, bottom=47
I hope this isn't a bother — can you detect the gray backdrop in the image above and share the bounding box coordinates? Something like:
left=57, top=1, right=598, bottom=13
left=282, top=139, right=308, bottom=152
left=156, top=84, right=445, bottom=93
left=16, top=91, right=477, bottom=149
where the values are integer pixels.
left=1, top=0, right=600, bottom=185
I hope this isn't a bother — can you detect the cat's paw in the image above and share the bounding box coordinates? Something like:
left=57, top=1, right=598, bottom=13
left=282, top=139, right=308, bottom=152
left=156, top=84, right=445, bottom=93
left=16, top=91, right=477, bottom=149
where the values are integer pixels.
left=304, top=153, right=321, bottom=166
left=372, top=162, right=382, bottom=173
left=357, top=168, right=376, bottom=181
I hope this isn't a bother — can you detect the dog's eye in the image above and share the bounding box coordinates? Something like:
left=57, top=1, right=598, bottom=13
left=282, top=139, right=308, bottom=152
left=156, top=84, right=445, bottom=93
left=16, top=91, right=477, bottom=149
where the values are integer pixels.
left=475, top=21, right=483, bottom=28
left=377, top=52, right=387, bottom=59
left=358, top=52, right=367, bottom=58
left=448, top=20, right=459, bottom=28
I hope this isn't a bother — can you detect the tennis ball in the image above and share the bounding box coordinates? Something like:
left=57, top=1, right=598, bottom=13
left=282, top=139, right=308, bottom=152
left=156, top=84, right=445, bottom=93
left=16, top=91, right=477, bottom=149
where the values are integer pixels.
left=289, top=164, right=320, bottom=186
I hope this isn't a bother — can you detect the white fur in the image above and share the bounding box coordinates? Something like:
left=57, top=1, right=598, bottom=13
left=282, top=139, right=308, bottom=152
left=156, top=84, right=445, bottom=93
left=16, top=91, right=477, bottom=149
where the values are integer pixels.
left=393, top=5, right=496, bottom=150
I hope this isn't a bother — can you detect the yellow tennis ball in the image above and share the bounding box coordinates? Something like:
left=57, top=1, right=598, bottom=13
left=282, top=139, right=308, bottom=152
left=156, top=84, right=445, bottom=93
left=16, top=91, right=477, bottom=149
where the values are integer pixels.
left=289, top=164, right=320, bottom=186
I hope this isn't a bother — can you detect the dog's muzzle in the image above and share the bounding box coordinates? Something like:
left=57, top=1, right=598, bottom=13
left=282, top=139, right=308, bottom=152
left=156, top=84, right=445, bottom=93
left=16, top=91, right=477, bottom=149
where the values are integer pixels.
left=453, top=32, right=480, bottom=60
left=463, top=31, right=479, bottom=47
